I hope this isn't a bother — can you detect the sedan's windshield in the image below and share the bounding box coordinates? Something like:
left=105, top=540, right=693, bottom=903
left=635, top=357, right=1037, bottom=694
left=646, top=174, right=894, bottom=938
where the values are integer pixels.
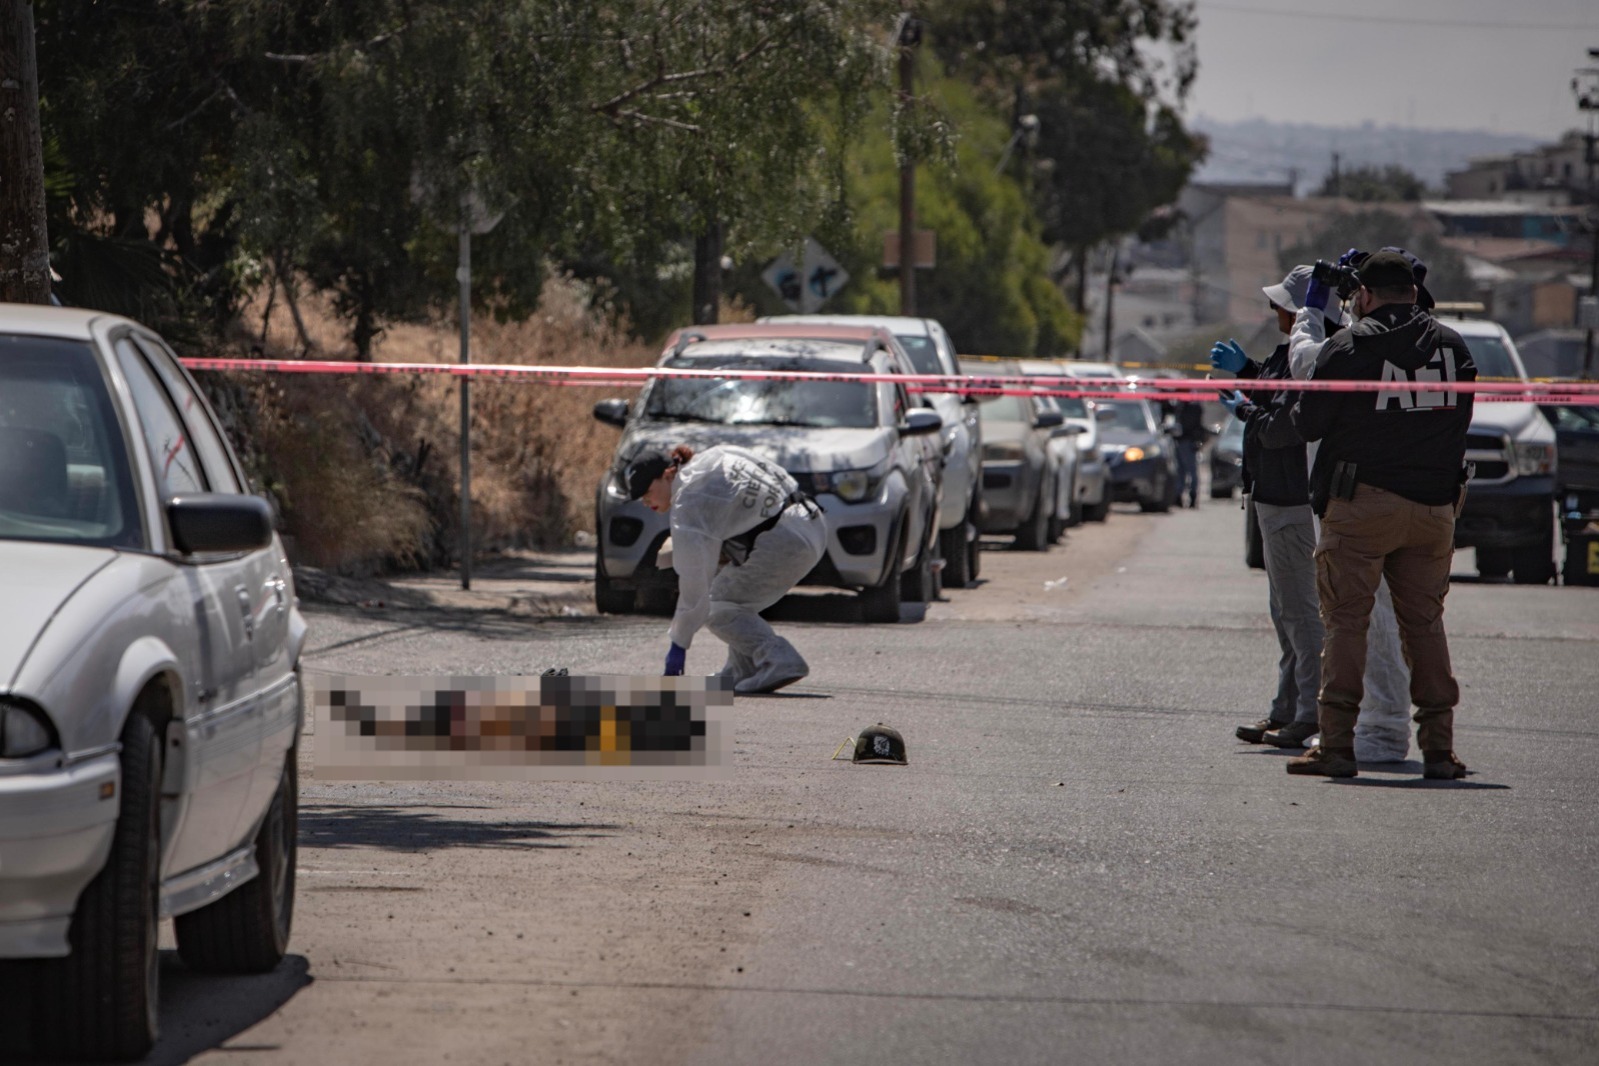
left=0, top=335, right=142, bottom=547
left=1099, top=400, right=1154, bottom=433
left=644, top=358, right=878, bottom=429
left=1458, top=335, right=1523, bottom=381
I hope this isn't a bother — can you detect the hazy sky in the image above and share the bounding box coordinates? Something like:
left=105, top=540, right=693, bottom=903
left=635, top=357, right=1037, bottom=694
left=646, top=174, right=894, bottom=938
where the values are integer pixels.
left=1182, top=0, right=1599, bottom=138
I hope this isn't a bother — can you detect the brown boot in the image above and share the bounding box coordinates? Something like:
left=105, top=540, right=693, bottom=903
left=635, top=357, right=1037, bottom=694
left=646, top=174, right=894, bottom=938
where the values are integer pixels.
left=1423, top=751, right=1468, bottom=780
left=1286, top=746, right=1357, bottom=778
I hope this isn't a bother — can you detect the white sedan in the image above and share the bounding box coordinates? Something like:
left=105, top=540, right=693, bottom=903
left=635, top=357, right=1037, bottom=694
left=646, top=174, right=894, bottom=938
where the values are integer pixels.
left=0, top=303, right=305, bottom=1060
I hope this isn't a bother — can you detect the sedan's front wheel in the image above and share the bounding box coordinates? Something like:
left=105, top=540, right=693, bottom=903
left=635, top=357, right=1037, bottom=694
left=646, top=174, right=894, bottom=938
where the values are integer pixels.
left=34, top=711, right=164, bottom=1060
left=174, top=744, right=298, bottom=973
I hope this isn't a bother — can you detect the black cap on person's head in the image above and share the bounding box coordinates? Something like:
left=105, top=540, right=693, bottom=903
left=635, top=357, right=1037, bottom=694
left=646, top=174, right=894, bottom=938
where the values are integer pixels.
left=624, top=450, right=673, bottom=500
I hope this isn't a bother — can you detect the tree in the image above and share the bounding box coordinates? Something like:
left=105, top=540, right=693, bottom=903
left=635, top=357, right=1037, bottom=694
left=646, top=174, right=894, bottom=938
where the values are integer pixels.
left=1280, top=208, right=1472, bottom=305
left=1, top=0, right=51, bottom=304
left=923, top=0, right=1205, bottom=313
left=1316, top=164, right=1431, bottom=203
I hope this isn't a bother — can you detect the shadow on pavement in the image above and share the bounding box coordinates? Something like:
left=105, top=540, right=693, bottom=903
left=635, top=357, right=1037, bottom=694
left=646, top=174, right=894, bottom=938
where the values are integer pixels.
left=300, top=805, right=615, bottom=852
left=146, top=953, right=314, bottom=1066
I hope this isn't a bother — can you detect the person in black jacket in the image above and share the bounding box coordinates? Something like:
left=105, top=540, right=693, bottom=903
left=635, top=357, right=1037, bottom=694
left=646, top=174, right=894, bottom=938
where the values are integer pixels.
left=1278, top=251, right=1476, bottom=780
left=1210, top=266, right=1324, bottom=749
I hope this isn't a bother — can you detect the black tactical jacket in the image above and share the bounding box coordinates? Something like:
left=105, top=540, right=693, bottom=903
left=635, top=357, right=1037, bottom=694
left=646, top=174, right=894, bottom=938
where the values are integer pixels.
left=1284, top=304, right=1475, bottom=514
left=1235, top=342, right=1311, bottom=507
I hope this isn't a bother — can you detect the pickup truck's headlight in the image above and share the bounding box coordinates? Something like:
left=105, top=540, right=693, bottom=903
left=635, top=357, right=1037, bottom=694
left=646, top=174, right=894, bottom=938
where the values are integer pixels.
left=809, top=464, right=886, bottom=503
left=0, top=700, right=55, bottom=758
left=983, top=440, right=1025, bottom=462
left=1121, top=446, right=1146, bottom=463
left=1512, top=441, right=1556, bottom=477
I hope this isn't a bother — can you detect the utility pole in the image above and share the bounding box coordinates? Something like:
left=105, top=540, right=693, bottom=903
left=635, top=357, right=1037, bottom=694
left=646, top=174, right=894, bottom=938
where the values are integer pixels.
left=1574, top=51, right=1599, bottom=380
left=457, top=190, right=473, bottom=590
left=0, top=0, right=50, bottom=304
left=1103, top=245, right=1119, bottom=362
left=897, top=12, right=921, bottom=316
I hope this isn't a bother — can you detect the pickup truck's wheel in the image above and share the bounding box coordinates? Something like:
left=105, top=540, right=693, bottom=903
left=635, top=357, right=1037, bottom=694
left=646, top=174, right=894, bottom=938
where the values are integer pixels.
left=1475, top=547, right=1512, bottom=579
left=860, top=516, right=907, bottom=622
left=174, top=746, right=298, bottom=974
left=1510, top=546, right=1556, bottom=585
left=594, top=545, right=636, bottom=614
left=34, top=711, right=163, bottom=1060
left=1139, top=470, right=1174, bottom=513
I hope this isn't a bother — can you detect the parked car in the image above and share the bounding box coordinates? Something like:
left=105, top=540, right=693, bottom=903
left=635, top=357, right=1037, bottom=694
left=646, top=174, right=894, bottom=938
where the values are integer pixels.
left=760, top=314, right=982, bottom=587
left=1210, top=415, right=1244, bottom=499
left=592, top=324, right=943, bottom=623
left=0, top=304, right=305, bottom=1060
left=1034, top=392, right=1082, bottom=541
left=1017, top=360, right=1109, bottom=523
left=1439, top=316, right=1559, bottom=583
left=1094, top=396, right=1180, bottom=512
left=959, top=359, right=1063, bottom=550
left=1541, top=403, right=1599, bottom=506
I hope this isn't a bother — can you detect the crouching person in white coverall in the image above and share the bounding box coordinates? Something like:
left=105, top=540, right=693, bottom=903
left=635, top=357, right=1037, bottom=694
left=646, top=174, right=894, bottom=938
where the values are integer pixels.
left=627, top=444, right=827, bottom=694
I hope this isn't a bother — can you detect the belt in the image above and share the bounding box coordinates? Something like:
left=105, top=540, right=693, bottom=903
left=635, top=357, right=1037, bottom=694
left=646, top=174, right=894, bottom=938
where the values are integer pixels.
left=722, top=491, right=817, bottom=565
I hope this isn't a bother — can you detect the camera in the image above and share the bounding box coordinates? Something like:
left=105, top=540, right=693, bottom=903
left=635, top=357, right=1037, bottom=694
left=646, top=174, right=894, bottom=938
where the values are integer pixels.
left=1311, top=257, right=1363, bottom=301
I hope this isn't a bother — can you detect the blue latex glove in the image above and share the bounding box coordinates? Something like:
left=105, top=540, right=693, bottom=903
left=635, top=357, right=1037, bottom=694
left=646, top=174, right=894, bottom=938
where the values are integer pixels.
left=1304, top=273, right=1336, bottom=316
left=664, top=643, right=686, bottom=677
left=1336, top=247, right=1363, bottom=268
left=1219, top=390, right=1247, bottom=415
left=1209, top=338, right=1247, bottom=374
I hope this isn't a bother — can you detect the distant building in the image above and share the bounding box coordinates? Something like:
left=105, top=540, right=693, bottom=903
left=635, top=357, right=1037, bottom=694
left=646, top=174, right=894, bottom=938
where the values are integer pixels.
left=1423, top=201, right=1583, bottom=246
left=1444, top=131, right=1592, bottom=206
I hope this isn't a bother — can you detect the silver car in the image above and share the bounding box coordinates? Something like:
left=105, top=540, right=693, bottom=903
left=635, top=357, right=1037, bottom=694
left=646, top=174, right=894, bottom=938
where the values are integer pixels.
left=592, top=324, right=943, bottom=623
left=759, top=315, right=982, bottom=587
left=1017, top=360, right=1110, bottom=523
left=0, top=304, right=305, bottom=1060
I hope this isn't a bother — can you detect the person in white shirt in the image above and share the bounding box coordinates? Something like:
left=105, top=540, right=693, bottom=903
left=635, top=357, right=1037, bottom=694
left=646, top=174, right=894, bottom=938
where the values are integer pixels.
left=627, top=444, right=827, bottom=694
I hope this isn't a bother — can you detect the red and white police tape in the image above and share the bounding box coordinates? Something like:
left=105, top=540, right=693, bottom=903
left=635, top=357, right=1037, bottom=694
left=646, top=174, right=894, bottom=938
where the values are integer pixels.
left=179, top=357, right=1599, bottom=405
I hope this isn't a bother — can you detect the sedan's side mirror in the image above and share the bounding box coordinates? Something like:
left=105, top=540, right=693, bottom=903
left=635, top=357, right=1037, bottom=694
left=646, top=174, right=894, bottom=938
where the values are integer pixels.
left=902, top=409, right=943, bottom=436
left=593, top=399, right=629, bottom=428
left=1095, top=407, right=1116, bottom=423
left=1034, top=409, right=1065, bottom=430
left=168, top=495, right=274, bottom=554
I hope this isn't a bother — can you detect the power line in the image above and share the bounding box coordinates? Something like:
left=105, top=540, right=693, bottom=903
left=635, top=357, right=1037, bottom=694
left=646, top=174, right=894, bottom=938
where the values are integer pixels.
left=1198, top=2, right=1599, bottom=33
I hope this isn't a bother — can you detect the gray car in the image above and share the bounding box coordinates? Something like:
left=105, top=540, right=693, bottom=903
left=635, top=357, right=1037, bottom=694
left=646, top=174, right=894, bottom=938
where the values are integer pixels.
left=961, top=359, right=1064, bottom=550
left=0, top=304, right=305, bottom=1060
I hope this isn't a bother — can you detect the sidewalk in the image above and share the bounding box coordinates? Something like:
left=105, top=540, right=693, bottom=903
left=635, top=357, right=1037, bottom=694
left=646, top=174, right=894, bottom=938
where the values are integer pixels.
left=293, top=547, right=596, bottom=617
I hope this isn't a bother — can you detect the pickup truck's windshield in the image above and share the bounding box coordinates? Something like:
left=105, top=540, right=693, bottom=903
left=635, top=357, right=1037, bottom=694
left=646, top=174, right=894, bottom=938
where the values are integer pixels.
left=1459, top=335, right=1523, bottom=381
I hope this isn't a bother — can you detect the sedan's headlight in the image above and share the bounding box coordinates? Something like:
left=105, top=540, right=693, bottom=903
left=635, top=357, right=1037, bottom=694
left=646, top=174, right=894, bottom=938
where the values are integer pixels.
left=1512, top=441, right=1556, bottom=477
left=0, top=700, right=55, bottom=758
left=983, top=441, right=1025, bottom=462
left=1122, top=446, right=1146, bottom=463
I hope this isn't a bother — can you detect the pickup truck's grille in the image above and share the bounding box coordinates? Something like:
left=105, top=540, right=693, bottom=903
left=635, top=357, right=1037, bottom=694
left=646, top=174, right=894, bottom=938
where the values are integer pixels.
left=1465, top=430, right=1511, bottom=485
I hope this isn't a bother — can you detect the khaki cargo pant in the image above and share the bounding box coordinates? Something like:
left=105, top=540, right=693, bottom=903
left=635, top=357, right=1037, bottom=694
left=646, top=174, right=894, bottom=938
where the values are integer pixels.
left=1314, top=485, right=1461, bottom=753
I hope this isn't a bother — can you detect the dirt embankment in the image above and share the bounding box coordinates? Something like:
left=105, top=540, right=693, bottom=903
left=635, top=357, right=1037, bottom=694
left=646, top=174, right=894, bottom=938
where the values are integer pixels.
left=198, top=277, right=663, bottom=579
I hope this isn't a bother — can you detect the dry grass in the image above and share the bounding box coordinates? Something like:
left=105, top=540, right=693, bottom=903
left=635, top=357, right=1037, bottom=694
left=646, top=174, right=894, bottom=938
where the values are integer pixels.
left=220, top=275, right=667, bottom=573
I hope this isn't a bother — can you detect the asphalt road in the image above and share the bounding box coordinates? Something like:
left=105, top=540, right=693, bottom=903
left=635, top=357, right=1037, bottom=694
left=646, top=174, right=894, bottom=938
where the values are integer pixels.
left=152, top=497, right=1598, bottom=1066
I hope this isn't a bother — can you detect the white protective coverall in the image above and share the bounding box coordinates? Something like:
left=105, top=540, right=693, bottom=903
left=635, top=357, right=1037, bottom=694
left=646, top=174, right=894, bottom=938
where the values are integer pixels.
left=1289, top=303, right=1414, bottom=761
left=665, top=445, right=828, bottom=693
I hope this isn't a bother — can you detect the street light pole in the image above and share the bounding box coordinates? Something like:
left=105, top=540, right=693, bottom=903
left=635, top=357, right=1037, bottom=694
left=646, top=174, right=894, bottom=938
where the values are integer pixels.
left=897, top=13, right=921, bottom=317
left=1577, top=52, right=1599, bottom=380
left=458, top=189, right=473, bottom=590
